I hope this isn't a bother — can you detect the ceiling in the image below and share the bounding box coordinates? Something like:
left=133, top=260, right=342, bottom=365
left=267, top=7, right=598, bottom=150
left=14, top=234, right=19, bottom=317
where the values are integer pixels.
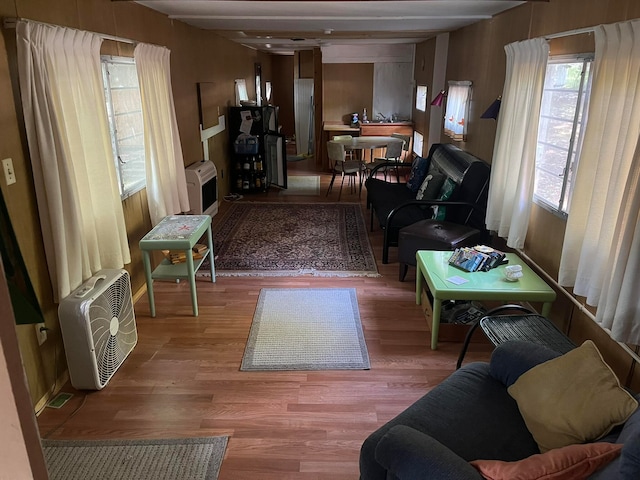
left=134, top=0, right=531, bottom=55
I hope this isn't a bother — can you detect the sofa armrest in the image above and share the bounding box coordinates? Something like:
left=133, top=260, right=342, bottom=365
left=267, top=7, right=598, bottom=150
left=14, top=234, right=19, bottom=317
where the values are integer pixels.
left=374, top=425, right=484, bottom=480
left=386, top=200, right=485, bottom=226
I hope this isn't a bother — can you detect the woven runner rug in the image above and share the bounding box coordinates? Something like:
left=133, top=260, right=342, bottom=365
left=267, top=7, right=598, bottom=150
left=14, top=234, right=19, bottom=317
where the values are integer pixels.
left=241, top=288, right=370, bottom=371
left=202, top=202, right=378, bottom=277
left=279, top=175, right=320, bottom=196
left=42, top=436, right=228, bottom=480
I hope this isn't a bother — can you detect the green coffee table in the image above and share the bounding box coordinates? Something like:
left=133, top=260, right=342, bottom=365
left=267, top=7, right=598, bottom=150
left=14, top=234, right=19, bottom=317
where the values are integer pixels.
left=140, top=215, right=215, bottom=317
left=416, top=250, right=556, bottom=350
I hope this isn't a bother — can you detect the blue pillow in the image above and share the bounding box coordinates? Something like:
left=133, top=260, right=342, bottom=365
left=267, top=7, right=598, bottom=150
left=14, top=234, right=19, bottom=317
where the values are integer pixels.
left=489, top=340, right=561, bottom=387
left=590, top=395, right=640, bottom=480
left=406, top=157, right=429, bottom=193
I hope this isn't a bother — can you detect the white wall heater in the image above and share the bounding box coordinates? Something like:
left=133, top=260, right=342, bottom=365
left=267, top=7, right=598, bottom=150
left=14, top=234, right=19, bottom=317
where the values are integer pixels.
left=185, top=160, right=218, bottom=217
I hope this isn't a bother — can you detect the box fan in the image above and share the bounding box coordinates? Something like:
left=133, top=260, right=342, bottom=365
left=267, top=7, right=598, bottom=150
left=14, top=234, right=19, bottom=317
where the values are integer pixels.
left=58, top=269, right=137, bottom=390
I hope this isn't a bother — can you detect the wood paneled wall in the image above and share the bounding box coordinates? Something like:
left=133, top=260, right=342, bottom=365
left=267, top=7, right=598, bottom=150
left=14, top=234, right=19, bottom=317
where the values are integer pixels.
left=322, top=63, right=374, bottom=124
left=432, top=0, right=640, bottom=389
left=0, top=0, right=269, bottom=405
left=412, top=41, right=437, bottom=157
left=270, top=55, right=295, bottom=138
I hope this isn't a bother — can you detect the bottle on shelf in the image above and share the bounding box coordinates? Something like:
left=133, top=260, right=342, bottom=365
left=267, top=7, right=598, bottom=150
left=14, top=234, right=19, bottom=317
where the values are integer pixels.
left=243, top=157, right=251, bottom=170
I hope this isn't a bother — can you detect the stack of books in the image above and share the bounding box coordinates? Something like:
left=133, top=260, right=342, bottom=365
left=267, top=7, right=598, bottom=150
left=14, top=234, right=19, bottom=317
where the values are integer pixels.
left=162, top=244, right=208, bottom=264
left=448, top=246, right=507, bottom=272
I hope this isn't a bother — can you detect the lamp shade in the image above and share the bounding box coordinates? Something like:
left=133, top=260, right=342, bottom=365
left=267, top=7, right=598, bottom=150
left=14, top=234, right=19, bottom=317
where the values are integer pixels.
left=481, top=96, right=502, bottom=119
left=431, top=90, right=446, bottom=107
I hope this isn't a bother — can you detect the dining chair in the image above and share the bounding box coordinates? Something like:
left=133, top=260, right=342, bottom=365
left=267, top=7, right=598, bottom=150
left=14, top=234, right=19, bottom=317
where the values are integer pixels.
left=390, top=132, right=413, bottom=181
left=366, top=137, right=404, bottom=181
left=332, top=134, right=355, bottom=159
left=326, top=141, right=364, bottom=200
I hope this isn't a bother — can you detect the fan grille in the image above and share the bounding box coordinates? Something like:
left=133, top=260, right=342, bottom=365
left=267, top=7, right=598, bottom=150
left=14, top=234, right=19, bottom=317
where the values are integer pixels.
left=88, top=272, right=137, bottom=387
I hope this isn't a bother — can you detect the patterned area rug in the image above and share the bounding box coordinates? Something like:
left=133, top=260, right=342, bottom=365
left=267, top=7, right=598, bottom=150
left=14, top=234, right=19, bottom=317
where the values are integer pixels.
left=42, top=437, right=228, bottom=480
left=279, top=175, right=320, bottom=196
left=241, top=288, right=370, bottom=371
left=202, top=202, right=378, bottom=277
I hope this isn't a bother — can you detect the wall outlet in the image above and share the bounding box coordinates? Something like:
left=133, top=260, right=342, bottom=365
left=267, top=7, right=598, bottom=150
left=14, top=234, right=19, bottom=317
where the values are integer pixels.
left=35, top=322, right=47, bottom=345
left=2, top=158, right=16, bottom=185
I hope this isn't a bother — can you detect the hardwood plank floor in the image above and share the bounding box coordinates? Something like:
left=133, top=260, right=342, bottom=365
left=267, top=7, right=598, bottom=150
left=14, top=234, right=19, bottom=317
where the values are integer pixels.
left=37, top=159, right=493, bottom=479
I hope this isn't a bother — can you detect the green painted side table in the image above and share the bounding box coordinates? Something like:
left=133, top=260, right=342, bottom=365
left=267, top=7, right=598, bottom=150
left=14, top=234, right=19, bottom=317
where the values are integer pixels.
left=139, top=215, right=215, bottom=317
left=416, top=250, right=556, bottom=350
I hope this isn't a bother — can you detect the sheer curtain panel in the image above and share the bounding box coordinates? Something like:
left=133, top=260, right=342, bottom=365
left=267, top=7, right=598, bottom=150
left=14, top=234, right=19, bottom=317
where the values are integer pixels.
left=16, top=20, right=131, bottom=301
left=485, top=38, right=549, bottom=249
left=558, top=20, right=640, bottom=344
left=134, top=43, right=190, bottom=225
left=443, top=81, right=471, bottom=141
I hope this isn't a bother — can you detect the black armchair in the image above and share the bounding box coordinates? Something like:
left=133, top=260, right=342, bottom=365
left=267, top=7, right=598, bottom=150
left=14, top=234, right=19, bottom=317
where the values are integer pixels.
left=365, top=143, right=491, bottom=264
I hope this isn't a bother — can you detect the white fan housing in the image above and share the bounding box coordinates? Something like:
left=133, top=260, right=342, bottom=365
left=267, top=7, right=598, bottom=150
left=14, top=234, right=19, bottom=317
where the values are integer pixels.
left=58, top=269, right=137, bottom=390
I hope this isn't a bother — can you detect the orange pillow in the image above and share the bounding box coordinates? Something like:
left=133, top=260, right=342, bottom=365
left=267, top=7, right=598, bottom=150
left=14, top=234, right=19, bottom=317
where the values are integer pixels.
left=470, top=442, right=622, bottom=480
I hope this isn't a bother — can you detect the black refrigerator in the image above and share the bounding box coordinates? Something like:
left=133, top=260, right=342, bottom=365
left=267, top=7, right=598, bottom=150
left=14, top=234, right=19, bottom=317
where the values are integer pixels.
left=228, top=106, right=287, bottom=194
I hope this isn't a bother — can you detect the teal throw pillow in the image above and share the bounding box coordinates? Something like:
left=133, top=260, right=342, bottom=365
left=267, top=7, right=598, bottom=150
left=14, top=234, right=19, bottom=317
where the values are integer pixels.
left=406, top=157, right=429, bottom=193
left=432, top=178, right=457, bottom=220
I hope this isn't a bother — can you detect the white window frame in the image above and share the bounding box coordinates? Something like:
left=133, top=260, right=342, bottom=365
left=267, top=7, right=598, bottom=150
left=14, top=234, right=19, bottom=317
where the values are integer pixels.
left=265, top=81, right=272, bottom=103
left=101, top=55, right=146, bottom=200
left=235, top=78, right=249, bottom=105
left=413, top=130, right=424, bottom=157
left=534, top=55, right=593, bottom=218
left=443, top=81, right=472, bottom=141
left=416, top=85, right=427, bottom=111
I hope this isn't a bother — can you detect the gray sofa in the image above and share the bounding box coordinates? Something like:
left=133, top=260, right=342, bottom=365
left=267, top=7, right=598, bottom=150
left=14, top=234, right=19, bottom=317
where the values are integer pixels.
left=365, top=143, right=490, bottom=264
left=360, top=341, right=640, bottom=480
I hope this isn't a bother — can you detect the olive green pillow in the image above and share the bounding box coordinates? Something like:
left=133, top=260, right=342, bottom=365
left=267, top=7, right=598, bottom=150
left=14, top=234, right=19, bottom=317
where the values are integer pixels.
left=508, top=340, right=638, bottom=453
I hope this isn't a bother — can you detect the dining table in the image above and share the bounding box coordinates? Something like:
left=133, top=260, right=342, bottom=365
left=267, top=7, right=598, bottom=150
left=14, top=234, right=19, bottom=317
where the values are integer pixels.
left=330, top=135, right=404, bottom=163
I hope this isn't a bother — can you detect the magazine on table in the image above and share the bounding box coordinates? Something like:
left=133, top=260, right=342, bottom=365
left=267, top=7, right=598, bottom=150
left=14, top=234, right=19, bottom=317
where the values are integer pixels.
left=448, top=246, right=507, bottom=272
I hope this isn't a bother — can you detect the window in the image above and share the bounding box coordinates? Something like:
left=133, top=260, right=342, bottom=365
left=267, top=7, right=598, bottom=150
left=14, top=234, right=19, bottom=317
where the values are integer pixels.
left=413, top=131, right=424, bottom=157
left=235, top=78, right=248, bottom=105
left=101, top=56, right=145, bottom=199
left=416, top=85, right=427, bottom=111
left=443, top=81, right=472, bottom=141
left=265, top=81, right=272, bottom=103
left=534, top=56, right=593, bottom=217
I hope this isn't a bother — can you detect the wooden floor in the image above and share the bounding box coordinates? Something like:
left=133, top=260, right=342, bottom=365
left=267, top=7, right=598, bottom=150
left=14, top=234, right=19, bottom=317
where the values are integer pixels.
left=37, top=158, right=492, bottom=479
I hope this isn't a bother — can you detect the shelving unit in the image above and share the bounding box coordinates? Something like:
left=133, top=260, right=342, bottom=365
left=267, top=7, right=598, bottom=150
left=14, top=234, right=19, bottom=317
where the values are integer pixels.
left=231, top=151, right=267, bottom=194
left=228, top=106, right=287, bottom=194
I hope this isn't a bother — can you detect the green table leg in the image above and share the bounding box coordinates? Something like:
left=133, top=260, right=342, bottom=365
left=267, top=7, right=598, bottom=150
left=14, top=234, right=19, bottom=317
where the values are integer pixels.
left=431, top=298, right=442, bottom=350
left=141, top=250, right=155, bottom=317
left=416, top=263, right=424, bottom=305
left=206, top=225, right=215, bottom=282
left=541, top=302, right=552, bottom=317
left=186, top=248, right=198, bottom=316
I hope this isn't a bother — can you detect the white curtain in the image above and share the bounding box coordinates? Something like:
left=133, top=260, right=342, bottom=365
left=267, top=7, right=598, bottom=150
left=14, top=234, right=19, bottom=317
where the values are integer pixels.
left=16, top=20, right=131, bottom=302
left=558, top=20, right=640, bottom=344
left=596, top=140, right=640, bottom=344
left=485, top=38, right=549, bottom=249
left=443, top=81, right=471, bottom=140
left=134, top=43, right=190, bottom=225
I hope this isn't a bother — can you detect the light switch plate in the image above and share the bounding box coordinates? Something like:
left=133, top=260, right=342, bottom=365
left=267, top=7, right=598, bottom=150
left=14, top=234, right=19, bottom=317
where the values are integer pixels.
left=3, top=158, right=16, bottom=185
